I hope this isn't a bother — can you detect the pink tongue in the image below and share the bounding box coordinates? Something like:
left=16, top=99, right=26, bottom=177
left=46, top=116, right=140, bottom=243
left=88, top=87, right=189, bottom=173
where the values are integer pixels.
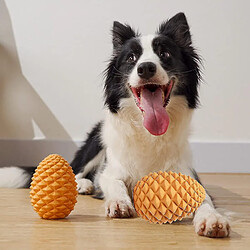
left=141, top=88, right=169, bottom=136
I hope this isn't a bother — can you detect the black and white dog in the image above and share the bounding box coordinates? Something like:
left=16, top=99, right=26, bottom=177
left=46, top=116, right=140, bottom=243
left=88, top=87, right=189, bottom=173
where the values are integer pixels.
left=0, top=13, right=230, bottom=238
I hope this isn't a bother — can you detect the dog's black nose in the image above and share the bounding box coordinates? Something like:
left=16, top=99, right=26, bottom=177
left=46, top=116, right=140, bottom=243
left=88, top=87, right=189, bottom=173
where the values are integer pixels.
left=137, top=62, right=156, bottom=79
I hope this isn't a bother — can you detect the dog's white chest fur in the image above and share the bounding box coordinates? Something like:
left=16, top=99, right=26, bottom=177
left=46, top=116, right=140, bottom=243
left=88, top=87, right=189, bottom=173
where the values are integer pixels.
left=102, top=96, right=194, bottom=185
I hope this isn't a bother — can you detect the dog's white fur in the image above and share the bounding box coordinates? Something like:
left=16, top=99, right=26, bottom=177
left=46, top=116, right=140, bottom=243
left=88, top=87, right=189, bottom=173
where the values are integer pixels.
left=0, top=167, right=30, bottom=188
left=76, top=178, right=94, bottom=194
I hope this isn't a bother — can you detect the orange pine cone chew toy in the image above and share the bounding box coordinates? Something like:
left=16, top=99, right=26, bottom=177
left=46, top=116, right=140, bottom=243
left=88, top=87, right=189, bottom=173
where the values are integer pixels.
left=133, top=171, right=206, bottom=224
left=30, top=154, right=77, bottom=219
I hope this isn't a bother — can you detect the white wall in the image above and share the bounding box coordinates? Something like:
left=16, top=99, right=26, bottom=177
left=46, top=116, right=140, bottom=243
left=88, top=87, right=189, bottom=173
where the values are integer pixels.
left=0, top=1, right=250, bottom=171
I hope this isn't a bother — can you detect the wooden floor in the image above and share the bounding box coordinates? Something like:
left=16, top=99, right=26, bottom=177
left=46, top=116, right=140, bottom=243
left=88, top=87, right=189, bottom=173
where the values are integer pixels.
left=0, top=174, right=250, bottom=249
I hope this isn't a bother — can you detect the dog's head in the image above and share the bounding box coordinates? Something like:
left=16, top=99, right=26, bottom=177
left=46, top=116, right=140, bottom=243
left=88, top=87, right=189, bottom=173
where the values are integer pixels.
left=104, top=12, right=201, bottom=136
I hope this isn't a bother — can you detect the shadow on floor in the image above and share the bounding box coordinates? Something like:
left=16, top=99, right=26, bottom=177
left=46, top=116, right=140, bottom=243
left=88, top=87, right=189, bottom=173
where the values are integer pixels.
left=206, top=184, right=250, bottom=221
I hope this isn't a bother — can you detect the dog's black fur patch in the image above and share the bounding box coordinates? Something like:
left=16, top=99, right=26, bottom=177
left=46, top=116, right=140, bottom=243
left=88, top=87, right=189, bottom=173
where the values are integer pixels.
left=190, top=168, right=202, bottom=185
left=104, top=23, right=142, bottom=113
left=19, top=166, right=37, bottom=187
left=71, top=121, right=103, bottom=177
left=157, top=12, right=201, bottom=108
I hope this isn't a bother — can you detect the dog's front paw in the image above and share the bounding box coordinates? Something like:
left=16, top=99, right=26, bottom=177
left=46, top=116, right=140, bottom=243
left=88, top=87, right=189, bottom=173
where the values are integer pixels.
left=194, top=211, right=230, bottom=238
left=76, top=178, right=94, bottom=195
left=106, top=200, right=136, bottom=218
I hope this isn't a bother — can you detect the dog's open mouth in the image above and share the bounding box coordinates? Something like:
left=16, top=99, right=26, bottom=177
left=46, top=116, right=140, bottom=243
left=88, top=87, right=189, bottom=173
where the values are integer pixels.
left=130, top=80, right=174, bottom=136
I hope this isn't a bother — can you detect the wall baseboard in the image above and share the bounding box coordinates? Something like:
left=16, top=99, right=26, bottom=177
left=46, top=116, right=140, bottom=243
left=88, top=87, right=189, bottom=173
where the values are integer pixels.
left=190, top=142, right=249, bottom=173
left=0, top=139, right=79, bottom=167
left=0, top=139, right=249, bottom=173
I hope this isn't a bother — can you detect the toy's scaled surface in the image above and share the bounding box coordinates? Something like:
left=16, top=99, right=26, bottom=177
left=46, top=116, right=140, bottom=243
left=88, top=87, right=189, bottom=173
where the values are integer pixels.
left=133, top=171, right=206, bottom=224
left=30, top=154, right=77, bottom=219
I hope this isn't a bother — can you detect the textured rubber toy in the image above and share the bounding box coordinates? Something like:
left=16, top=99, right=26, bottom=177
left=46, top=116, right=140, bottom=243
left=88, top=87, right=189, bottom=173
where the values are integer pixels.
left=133, top=171, right=206, bottom=224
left=30, top=154, right=77, bottom=219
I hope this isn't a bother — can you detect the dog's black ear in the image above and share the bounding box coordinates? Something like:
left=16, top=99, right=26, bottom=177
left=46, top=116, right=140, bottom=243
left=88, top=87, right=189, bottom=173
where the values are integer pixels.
left=158, top=12, right=191, bottom=47
left=112, top=21, right=137, bottom=51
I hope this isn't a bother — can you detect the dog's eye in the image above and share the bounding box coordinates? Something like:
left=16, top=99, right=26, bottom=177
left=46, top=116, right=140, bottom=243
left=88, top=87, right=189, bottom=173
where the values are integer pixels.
left=127, top=53, right=137, bottom=63
left=159, top=51, right=171, bottom=59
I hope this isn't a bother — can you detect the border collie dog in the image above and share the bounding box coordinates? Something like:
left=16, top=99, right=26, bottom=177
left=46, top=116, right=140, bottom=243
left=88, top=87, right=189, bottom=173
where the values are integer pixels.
left=0, top=13, right=230, bottom=238
left=71, top=13, right=230, bottom=238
